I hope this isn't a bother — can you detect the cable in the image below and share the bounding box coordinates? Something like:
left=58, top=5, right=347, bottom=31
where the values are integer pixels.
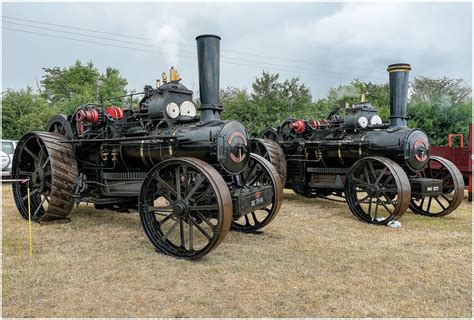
left=2, top=15, right=149, bottom=40
left=3, top=15, right=386, bottom=75
left=3, top=21, right=153, bottom=47
left=3, top=24, right=385, bottom=81
left=3, top=27, right=384, bottom=81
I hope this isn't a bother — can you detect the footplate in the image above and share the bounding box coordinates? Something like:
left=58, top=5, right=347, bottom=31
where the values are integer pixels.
left=410, top=178, right=443, bottom=197
left=231, top=185, right=273, bottom=217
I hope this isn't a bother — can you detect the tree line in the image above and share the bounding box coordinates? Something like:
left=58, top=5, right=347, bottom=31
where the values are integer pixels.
left=1, top=60, right=472, bottom=146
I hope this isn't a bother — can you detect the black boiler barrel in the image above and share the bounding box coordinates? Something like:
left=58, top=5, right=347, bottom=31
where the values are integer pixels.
left=387, top=63, right=411, bottom=127
left=196, top=34, right=221, bottom=122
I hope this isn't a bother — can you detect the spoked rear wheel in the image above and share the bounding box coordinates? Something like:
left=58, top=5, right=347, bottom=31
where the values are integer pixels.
left=250, top=138, right=287, bottom=185
left=409, top=156, right=464, bottom=217
left=139, top=157, right=232, bottom=259
left=345, top=156, right=411, bottom=225
left=12, top=132, right=78, bottom=222
left=231, top=154, right=283, bottom=232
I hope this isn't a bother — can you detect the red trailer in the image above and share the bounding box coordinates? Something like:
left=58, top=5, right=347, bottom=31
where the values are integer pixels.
left=430, top=124, right=472, bottom=201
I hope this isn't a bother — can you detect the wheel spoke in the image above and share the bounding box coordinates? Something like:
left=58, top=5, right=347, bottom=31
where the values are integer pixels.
left=375, top=168, right=388, bottom=184
left=189, top=216, right=212, bottom=240
left=353, top=177, right=368, bottom=187
left=23, top=146, right=40, bottom=163
left=184, top=175, right=206, bottom=201
left=188, top=219, right=194, bottom=251
left=382, top=175, right=394, bottom=187
left=379, top=200, right=393, bottom=215
left=156, top=176, right=177, bottom=199
left=179, top=218, right=185, bottom=248
left=381, top=192, right=394, bottom=205
left=243, top=161, right=258, bottom=184
left=251, top=212, right=259, bottom=224
left=374, top=199, right=380, bottom=220
left=148, top=205, right=173, bottom=214
left=193, top=210, right=216, bottom=230
left=32, top=196, right=47, bottom=217
left=440, top=194, right=451, bottom=203
left=22, top=188, right=38, bottom=201
left=356, top=194, right=370, bottom=205
left=42, top=157, right=50, bottom=169
left=434, top=196, right=447, bottom=210
left=427, top=197, right=433, bottom=212
left=193, top=187, right=213, bottom=203
left=175, top=166, right=182, bottom=200
left=163, top=219, right=179, bottom=241
left=18, top=170, right=33, bottom=177
left=158, top=212, right=174, bottom=223
left=190, top=205, right=219, bottom=211
left=244, top=215, right=250, bottom=226
left=368, top=161, right=378, bottom=182
left=247, top=170, right=264, bottom=186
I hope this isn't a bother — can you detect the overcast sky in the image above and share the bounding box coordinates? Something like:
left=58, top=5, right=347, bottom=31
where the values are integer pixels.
left=2, top=2, right=472, bottom=100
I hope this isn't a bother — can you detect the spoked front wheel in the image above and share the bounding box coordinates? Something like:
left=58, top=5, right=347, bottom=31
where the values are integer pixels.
left=139, top=157, right=232, bottom=259
left=231, top=154, right=283, bottom=232
left=409, top=156, right=464, bottom=217
left=345, top=156, right=411, bottom=225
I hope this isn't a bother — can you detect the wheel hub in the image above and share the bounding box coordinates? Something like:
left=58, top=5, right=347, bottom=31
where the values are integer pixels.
left=172, top=200, right=189, bottom=218
left=31, top=166, right=45, bottom=191
left=366, top=184, right=378, bottom=196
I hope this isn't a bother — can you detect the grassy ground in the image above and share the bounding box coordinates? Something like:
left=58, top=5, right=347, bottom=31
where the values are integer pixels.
left=2, top=184, right=472, bottom=317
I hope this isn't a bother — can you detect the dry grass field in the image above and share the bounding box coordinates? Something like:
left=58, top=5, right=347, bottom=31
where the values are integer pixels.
left=2, top=183, right=472, bottom=317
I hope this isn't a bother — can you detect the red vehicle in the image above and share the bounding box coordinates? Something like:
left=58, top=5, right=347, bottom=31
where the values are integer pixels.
left=430, top=124, right=472, bottom=201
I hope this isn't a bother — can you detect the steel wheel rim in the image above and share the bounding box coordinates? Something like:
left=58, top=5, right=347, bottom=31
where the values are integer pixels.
left=46, top=114, right=68, bottom=135
left=345, top=157, right=410, bottom=224
left=231, top=154, right=283, bottom=232
left=12, top=134, right=52, bottom=221
left=261, top=127, right=280, bottom=142
left=139, top=158, right=231, bottom=259
left=409, top=156, right=464, bottom=217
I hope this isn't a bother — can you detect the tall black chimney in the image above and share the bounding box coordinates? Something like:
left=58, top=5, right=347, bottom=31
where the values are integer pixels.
left=196, top=34, right=221, bottom=122
left=387, top=63, right=411, bottom=127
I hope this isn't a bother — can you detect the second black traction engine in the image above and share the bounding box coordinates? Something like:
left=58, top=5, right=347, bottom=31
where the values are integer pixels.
left=254, top=63, right=464, bottom=225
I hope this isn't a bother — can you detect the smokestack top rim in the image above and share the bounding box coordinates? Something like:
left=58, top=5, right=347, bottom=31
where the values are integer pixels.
left=387, top=63, right=411, bottom=73
left=196, top=34, right=221, bottom=40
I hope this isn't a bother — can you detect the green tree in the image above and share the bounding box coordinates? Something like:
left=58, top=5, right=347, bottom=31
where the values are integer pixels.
left=1, top=87, right=55, bottom=139
left=410, top=76, right=471, bottom=105
left=98, top=67, right=128, bottom=106
left=41, top=60, right=100, bottom=104
left=408, top=76, right=472, bottom=146
left=41, top=60, right=128, bottom=109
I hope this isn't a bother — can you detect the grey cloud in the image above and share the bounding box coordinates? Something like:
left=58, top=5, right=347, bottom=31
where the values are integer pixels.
left=2, top=2, right=471, bottom=100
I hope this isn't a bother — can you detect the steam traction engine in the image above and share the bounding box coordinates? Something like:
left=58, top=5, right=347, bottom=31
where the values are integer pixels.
left=11, top=34, right=283, bottom=259
left=254, top=63, right=464, bottom=225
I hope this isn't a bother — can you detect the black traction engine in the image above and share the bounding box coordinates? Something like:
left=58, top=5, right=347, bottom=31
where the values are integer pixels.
left=254, top=63, right=464, bottom=225
left=11, top=34, right=283, bottom=259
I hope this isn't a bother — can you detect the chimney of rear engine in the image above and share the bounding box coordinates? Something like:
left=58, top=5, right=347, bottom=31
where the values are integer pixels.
left=387, top=63, right=411, bottom=127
